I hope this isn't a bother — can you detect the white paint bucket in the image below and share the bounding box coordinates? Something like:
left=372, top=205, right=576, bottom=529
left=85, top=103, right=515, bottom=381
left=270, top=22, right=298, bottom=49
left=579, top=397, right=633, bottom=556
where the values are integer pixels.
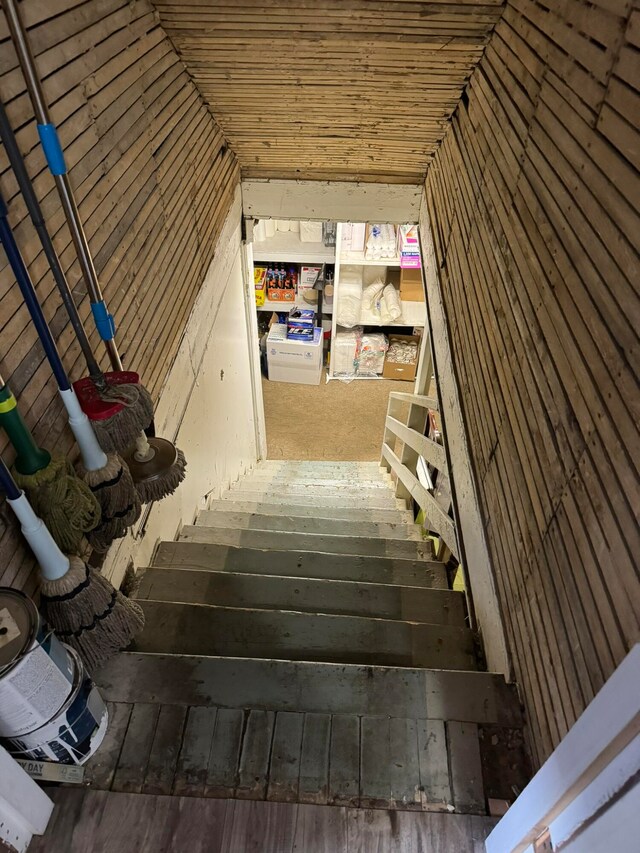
left=0, top=589, right=74, bottom=738
left=5, top=646, right=108, bottom=765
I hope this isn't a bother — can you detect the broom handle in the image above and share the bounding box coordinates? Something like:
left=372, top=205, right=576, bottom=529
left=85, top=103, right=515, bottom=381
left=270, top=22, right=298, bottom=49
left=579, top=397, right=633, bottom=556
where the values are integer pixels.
left=0, top=455, right=70, bottom=580
left=0, top=194, right=108, bottom=472
left=0, top=378, right=51, bottom=475
left=0, top=101, right=103, bottom=386
left=3, top=0, right=123, bottom=373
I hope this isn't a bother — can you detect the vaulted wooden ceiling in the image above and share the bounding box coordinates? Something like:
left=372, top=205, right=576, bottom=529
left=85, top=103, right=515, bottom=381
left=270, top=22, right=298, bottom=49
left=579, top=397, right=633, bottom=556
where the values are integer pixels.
left=153, top=1, right=504, bottom=183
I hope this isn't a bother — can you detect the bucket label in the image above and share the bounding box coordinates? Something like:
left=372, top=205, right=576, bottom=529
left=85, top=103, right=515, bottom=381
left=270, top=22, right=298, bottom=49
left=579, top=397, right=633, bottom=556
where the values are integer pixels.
left=0, top=607, right=20, bottom=648
left=0, top=639, right=74, bottom=737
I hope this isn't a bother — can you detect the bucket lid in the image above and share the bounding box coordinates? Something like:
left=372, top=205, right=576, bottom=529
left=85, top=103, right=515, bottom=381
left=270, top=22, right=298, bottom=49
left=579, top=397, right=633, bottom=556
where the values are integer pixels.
left=0, top=588, right=38, bottom=671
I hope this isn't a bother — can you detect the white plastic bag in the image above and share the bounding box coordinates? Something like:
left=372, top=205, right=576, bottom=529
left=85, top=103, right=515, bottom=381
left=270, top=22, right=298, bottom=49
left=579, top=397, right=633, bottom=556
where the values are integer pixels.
left=383, top=284, right=402, bottom=321
left=336, top=266, right=364, bottom=328
left=333, top=328, right=363, bottom=380
left=358, top=333, right=388, bottom=375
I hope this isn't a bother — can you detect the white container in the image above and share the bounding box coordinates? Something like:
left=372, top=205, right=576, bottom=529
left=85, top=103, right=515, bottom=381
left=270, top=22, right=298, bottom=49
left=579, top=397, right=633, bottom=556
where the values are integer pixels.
left=299, top=221, right=323, bottom=243
left=264, top=219, right=276, bottom=238
left=267, top=324, right=323, bottom=385
left=276, top=220, right=290, bottom=232
left=5, top=647, right=108, bottom=766
left=0, top=590, right=75, bottom=738
left=253, top=219, right=266, bottom=242
left=289, top=220, right=300, bottom=233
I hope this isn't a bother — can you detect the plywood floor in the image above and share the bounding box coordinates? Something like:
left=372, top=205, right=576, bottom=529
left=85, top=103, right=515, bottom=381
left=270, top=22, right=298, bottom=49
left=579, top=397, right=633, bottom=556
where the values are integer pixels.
left=262, top=370, right=413, bottom=461
left=29, top=789, right=498, bottom=853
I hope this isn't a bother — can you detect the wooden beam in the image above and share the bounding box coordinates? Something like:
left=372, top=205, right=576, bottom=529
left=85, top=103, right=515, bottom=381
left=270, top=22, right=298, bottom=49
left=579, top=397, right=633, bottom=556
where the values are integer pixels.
left=388, top=392, right=439, bottom=411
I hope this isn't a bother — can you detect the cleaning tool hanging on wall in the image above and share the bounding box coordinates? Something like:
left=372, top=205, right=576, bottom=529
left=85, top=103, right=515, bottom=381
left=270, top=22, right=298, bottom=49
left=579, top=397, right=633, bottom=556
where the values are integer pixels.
left=0, top=374, right=100, bottom=553
left=0, top=456, right=144, bottom=672
left=0, top=192, right=141, bottom=552
left=2, top=2, right=186, bottom=502
left=0, top=100, right=153, bottom=455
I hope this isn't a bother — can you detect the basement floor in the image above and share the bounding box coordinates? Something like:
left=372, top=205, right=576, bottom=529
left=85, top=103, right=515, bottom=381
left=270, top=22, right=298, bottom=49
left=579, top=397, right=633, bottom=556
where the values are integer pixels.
left=261, top=370, right=413, bottom=461
left=30, top=789, right=499, bottom=852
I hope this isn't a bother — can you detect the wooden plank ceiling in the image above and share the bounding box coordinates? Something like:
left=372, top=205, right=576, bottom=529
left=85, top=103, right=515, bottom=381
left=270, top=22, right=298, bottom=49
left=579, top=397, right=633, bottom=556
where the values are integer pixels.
left=152, top=1, right=504, bottom=183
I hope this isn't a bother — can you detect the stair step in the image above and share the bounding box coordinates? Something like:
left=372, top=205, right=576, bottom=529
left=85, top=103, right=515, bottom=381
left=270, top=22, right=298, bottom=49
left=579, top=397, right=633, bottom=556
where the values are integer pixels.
left=137, top=568, right=466, bottom=625
left=154, top=541, right=448, bottom=588
left=257, top=460, right=384, bottom=472
left=206, top=499, right=414, bottom=525
left=96, top=653, right=522, bottom=725
left=238, top=473, right=392, bottom=488
left=221, top=489, right=405, bottom=509
left=195, top=510, right=422, bottom=541
left=180, top=525, right=430, bottom=560
left=133, top=601, right=477, bottom=670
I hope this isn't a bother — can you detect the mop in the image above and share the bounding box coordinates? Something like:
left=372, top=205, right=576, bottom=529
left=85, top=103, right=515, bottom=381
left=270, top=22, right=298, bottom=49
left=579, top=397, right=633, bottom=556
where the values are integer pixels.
left=0, top=374, right=100, bottom=553
left=3, top=2, right=186, bottom=502
left=0, top=100, right=154, bottom=455
left=0, top=192, right=141, bottom=552
left=0, top=456, right=144, bottom=672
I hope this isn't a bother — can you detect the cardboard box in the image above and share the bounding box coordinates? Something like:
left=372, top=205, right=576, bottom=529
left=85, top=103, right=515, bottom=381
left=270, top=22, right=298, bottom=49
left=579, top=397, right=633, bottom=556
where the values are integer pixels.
left=382, top=334, right=420, bottom=381
left=397, top=224, right=421, bottom=269
left=399, top=267, right=424, bottom=302
left=298, top=265, right=322, bottom=299
left=267, top=287, right=296, bottom=302
left=267, top=324, right=323, bottom=385
left=254, top=266, right=267, bottom=307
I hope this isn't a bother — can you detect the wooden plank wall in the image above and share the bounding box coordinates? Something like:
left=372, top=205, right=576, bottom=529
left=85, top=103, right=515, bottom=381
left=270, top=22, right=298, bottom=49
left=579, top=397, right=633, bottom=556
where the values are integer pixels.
left=154, top=0, right=504, bottom=183
left=0, top=0, right=239, bottom=596
left=424, top=0, right=640, bottom=766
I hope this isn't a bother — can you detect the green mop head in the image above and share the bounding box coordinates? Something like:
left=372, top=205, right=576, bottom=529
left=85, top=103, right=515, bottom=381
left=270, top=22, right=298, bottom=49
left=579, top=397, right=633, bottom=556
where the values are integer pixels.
left=81, top=452, right=141, bottom=552
left=13, top=456, right=101, bottom=554
left=40, top=555, right=145, bottom=672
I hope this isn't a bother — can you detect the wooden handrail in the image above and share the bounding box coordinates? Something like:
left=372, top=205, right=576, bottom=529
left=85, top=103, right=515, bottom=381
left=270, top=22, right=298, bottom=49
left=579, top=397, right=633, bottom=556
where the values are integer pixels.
left=381, top=442, right=457, bottom=555
left=388, top=391, right=439, bottom=411
left=385, top=415, right=447, bottom=471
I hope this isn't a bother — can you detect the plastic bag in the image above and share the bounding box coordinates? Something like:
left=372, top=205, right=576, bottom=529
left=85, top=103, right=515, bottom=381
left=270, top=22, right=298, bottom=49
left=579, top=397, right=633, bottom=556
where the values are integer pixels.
left=336, top=266, right=364, bottom=328
left=357, top=333, right=388, bottom=376
left=333, top=327, right=363, bottom=381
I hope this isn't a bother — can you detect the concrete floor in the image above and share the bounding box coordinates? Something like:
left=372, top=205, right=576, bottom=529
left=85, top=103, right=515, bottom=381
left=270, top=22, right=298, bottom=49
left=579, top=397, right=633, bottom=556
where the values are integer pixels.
left=261, top=370, right=413, bottom=461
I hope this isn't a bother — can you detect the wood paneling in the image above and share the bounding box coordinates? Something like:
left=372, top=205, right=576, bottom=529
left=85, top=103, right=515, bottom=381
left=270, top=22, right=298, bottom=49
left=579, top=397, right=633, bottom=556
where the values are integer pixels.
left=424, top=0, right=640, bottom=766
left=0, top=0, right=239, bottom=595
left=153, top=0, right=504, bottom=183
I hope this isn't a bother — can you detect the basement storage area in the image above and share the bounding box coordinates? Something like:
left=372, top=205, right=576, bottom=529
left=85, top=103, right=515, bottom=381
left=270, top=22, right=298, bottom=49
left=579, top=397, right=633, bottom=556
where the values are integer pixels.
left=249, top=216, right=430, bottom=460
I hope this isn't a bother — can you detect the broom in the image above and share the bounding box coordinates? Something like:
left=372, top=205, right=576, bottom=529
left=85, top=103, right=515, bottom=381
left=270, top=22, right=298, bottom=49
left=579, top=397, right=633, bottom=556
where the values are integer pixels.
left=0, top=455, right=144, bottom=672
left=2, top=7, right=187, bottom=500
left=0, top=191, right=141, bottom=552
left=0, top=373, right=100, bottom=553
left=0, top=99, right=154, bottom=454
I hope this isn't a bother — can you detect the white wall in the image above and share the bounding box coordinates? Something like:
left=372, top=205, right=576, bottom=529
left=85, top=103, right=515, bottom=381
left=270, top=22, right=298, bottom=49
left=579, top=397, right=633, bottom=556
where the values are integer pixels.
left=103, top=187, right=259, bottom=586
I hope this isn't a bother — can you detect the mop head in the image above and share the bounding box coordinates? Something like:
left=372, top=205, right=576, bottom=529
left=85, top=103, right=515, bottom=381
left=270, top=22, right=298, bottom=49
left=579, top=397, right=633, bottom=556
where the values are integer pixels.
left=39, top=556, right=145, bottom=672
left=13, top=456, right=101, bottom=554
left=82, top=453, right=142, bottom=553
left=134, top=446, right=187, bottom=504
left=89, top=382, right=155, bottom=454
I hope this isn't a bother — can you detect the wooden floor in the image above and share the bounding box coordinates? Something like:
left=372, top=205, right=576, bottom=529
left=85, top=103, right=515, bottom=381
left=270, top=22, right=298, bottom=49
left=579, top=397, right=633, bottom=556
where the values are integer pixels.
left=82, top=700, right=490, bottom=813
left=29, top=789, right=498, bottom=852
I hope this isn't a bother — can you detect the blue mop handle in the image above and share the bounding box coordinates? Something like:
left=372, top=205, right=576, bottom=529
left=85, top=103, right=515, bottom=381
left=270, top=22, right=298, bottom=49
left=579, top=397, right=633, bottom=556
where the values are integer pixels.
left=0, top=454, right=21, bottom=500
left=37, top=122, right=116, bottom=344
left=0, top=192, right=70, bottom=391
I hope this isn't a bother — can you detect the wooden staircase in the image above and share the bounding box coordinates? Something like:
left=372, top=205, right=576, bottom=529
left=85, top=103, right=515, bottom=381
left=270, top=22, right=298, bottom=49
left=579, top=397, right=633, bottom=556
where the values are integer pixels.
left=78, top=460, right=528, bottom=830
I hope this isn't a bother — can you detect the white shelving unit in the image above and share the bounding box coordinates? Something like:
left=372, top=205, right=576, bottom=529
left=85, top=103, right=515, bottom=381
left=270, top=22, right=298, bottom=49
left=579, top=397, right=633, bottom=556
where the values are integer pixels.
left=253, top=231, right=335, bottom=264
left=257, top=299, right=333, bottom=314
left=328, top=222, right=427, bottom=382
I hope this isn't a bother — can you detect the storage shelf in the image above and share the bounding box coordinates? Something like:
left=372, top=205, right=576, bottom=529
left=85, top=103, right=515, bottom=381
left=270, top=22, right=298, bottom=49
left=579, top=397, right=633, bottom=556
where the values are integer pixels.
left=340, top=255, right=401, bottom=267
left=253, top=232, right=335, bottom=263
left=357, top=300, right=426, bottom=327
left=257, top=299, right=333, bottom=314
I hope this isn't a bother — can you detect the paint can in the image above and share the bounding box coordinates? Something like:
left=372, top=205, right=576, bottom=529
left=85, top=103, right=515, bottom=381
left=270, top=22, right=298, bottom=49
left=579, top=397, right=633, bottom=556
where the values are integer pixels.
left=5, top=646, right=108, bottom=765
left=0, top=588, right=75, bottom=738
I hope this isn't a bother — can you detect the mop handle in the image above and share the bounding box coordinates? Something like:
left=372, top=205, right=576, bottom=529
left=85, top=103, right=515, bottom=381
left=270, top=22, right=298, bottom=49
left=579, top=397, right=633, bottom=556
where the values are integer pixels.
left=0, top=454, right=70, bottom=580
left=2, top=0, right=122, bottom=372
left=0, top=194, right=108, bottom=472
left=0, top=377, right=51, bottom=475
left=0, top=192, right=69, bottom=390
left=0, top=101, right=103, bottom=384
